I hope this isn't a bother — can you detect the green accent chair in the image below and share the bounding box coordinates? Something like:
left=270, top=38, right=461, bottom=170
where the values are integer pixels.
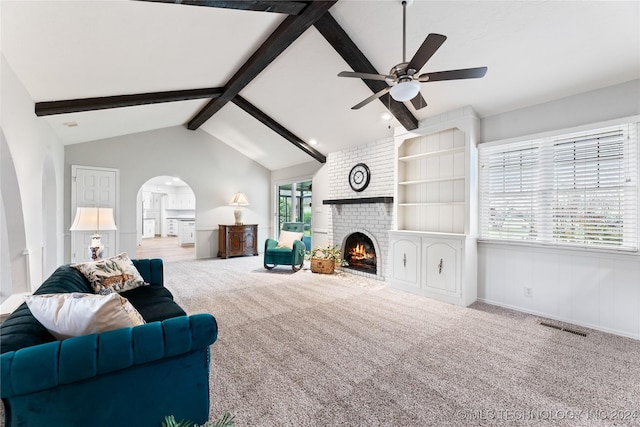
left=264, top=222, right=306, bottom=271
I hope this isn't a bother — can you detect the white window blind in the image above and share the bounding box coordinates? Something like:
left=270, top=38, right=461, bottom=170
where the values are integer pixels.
left=479, top=123, right=638, bottom=251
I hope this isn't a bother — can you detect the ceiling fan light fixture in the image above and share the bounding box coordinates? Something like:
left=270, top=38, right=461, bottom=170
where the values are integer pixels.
left=390, top=80, right=420, bottom=102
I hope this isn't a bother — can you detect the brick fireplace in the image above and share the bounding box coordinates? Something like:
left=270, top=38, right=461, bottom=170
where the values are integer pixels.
left=324, top=199, right=393, bottom=280
left=324, top=138, right=395, bottom=280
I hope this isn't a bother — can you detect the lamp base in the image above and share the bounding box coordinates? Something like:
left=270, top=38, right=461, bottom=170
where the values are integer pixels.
left=234, top=208, right=244, bottom=225
left=89, top=234, right=104, bottom=261
left=89, top=246, right=103, bottom=261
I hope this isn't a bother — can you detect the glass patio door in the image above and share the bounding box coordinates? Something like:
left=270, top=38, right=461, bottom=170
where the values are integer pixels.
left=277, top=180, right=312, bottom=245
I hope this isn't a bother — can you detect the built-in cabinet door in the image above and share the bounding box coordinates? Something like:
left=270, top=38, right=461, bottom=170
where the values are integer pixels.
left=179, top=221, right=195, bottom=246
left=167, top=194, right=177, bottom=209
left=177, top=193, right=195, bottom=209
left=142, top=191, right=152, bottom=209
left=422, top=240, right=460, bottom=296
left=390, top=235, right=420, bottom=288
left=167, top=193, right=195, bottom=210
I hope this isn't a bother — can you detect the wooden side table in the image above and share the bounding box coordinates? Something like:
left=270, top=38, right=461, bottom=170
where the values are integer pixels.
left=218, top=224, right=259, bottom=258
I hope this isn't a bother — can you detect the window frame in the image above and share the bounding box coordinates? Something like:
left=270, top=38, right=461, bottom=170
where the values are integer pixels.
left=478, top=117, right=639, bottom=253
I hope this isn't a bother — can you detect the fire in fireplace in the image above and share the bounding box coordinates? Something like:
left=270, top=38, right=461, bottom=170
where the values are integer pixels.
left=343, top=232, right=377, bottom=274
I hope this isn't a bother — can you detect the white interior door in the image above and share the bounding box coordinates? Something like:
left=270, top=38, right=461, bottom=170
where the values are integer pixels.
left=71, top=166, right=119, bottom=262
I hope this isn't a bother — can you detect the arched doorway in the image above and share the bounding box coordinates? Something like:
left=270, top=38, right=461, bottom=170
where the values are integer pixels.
left=1, top=130, right=30, bottom=301
left=135, top=176, right=196, bottom=262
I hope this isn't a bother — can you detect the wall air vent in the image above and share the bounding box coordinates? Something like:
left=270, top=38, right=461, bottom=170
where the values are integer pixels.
left=540, top=321, right=588, bottom=337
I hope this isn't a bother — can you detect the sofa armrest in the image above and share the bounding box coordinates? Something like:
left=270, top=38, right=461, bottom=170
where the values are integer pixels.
left=265, top=238, right=278, bottom=251
left=132, top=258, right=164, bottom=286
left=293, top=240, right=306, bottom=256
left=1, top=314, right=217, bottom=398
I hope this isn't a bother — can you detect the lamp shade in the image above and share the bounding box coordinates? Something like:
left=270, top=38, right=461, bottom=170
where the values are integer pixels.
left=389, top=81, right=421, bottom=102
left=229, top=193, right=250, bottom=206
left=70, top=207, right=117, bottom=232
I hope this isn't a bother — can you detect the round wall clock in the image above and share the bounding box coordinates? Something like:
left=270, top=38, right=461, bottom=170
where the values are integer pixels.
left=349, top=163, right=371, bottom=192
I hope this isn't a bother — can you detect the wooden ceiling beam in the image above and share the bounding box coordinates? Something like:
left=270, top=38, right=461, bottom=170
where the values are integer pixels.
left=35, top=87, right=224, bottom=116
left=232, top=96, right=326, bottom=163
left=137, top=0, right=309, bottom=15
left=187, top=1, right=337, bottom=130
left=314, top=12, right=419, bottom=131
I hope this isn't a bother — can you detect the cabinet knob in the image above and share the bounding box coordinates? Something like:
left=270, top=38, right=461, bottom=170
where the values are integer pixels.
left=438, top=258, right=443, bottom=274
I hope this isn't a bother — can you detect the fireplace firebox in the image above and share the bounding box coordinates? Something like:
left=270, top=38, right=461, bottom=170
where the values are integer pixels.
left=343, top=232, right=377, bottom=274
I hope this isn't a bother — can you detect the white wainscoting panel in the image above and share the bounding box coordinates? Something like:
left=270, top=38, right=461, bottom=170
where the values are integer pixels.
left=478, top=242, right=640, bottom=339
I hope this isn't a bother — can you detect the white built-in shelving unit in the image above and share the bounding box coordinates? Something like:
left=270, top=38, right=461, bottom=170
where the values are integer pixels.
left=389, top=107, right=478, bottom=306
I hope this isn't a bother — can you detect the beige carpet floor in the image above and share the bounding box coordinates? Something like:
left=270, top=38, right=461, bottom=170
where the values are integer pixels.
left=163, top=257, right=640, bottom=427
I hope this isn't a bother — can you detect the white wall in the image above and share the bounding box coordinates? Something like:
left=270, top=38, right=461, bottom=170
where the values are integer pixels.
left=0, top=54, right=65, bottom=296
left=481, top=79, right=640, bottom=143
left=311, top=164, right=330, bottom=248
left=477, top=79, right=640, bottom=339
left=64, top=126, right=271, bottom=260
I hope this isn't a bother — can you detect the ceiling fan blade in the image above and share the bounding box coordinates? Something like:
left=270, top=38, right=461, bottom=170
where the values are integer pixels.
left=338, top=71, right=393, bottom=81
left=410, top=92, right=428, bottom=110
left=418, top=67, right=488, bottom=82
left=351, top=87, right=391, bottom=110
left=406, top=33, right=447, bottom=74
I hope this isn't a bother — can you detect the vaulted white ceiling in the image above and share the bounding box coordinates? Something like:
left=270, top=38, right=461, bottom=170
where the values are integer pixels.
left=2, top=1, right=639, bottom=170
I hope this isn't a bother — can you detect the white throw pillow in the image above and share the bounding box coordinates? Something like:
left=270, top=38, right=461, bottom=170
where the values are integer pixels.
left=276, top=230, right=304, bottom=249
left=74, top=252, right=147, bottom=295
left=25, top=293, right=145, bottom=340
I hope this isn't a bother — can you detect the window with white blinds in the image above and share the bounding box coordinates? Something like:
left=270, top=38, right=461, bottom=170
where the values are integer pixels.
left=479, top=123, right=638, bottom=251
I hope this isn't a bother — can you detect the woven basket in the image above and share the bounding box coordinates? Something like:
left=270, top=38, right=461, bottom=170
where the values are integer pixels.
left=310, top=258, right=335, bottom=274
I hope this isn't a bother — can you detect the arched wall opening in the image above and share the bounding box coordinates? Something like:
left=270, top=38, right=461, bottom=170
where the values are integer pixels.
left=0, top=129, right=29, bottom=301
left=135, top=175, right=196, bottom=262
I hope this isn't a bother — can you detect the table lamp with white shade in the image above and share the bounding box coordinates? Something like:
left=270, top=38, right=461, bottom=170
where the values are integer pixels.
left=229, top=193, right=250, bottom=225
left=69, top=207, right=117, bottom=260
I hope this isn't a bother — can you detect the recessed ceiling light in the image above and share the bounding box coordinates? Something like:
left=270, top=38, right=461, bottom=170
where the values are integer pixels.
left=63, top=121, right=78, bottom=127
left=381, top=113, right=392, bottom=121
left=309, top=139, right=318, bottom=146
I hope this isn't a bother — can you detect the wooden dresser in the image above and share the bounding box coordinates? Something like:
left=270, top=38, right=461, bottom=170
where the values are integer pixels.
left=218, top=224, right=259, bottom=258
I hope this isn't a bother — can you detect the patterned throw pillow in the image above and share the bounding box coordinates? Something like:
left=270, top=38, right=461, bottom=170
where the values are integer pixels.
left=74, top=252, right=148, bottom=295
left=24, top=293, right=145, bottom=340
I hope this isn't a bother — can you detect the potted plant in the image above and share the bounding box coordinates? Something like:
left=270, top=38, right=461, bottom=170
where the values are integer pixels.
left=162, top=412, right=235, bottom=427
left=307, top=245, right=344, bottom=274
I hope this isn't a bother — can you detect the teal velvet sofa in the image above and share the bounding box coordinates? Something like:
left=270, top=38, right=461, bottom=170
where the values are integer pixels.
left=0, top=259, right=218, bottom=427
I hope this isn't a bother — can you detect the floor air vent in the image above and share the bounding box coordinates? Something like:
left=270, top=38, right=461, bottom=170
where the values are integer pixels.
left=540, top=321, right=587, bottom=337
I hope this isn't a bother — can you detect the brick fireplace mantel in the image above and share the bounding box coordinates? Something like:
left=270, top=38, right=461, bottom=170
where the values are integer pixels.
left=322, top=197, right=393, bottom=205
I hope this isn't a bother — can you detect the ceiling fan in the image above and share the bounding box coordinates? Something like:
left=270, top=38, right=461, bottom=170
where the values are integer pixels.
left=338, top=0, right=487, bottom=111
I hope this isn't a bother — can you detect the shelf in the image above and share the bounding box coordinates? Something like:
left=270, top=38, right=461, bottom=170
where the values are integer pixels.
left=398, top=146, right=464, bottom=162
left=398, top=176, right=466, bottom=185
left=323, top=197, right=393, bottom=205
left=398, top=202, right=465, bottom=207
